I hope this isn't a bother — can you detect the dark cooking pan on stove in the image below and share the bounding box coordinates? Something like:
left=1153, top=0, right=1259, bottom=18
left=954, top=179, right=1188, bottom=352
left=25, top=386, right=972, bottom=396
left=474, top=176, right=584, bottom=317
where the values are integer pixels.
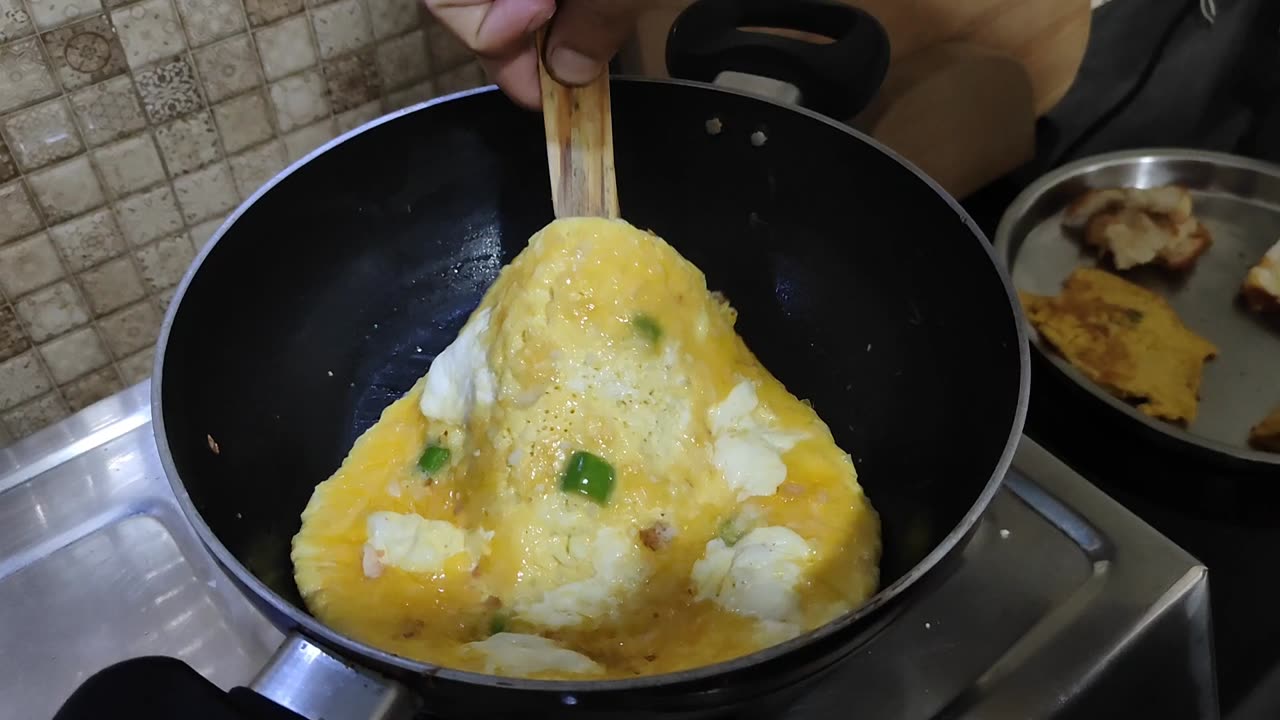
left=54, top=2, right=1028, bottom=718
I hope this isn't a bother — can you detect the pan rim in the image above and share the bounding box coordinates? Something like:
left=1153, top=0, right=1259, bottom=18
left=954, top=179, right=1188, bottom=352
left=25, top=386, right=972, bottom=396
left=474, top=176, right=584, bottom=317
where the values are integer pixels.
left=992, top=146, right=1280, bottom=469
left=151, top=76, right=1030, bottom=692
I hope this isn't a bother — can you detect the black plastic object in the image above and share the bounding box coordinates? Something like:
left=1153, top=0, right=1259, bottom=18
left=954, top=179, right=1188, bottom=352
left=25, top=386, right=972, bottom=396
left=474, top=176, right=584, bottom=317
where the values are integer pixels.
left=151, top=79, right=1024, bottom=717
left=665, top=0, right=890, bottom=119
left=53, top=657, right=302, bottom=720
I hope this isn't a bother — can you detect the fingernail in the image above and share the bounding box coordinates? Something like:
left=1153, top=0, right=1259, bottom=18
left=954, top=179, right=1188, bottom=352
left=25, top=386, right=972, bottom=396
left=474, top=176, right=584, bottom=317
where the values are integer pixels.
left=548, top=47, right=601, bottom=85
left=526, top=9, right=553, bottom=33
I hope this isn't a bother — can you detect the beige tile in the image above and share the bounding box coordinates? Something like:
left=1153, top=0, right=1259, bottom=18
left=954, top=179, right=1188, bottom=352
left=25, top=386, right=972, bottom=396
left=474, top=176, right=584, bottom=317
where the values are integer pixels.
left=62, top=365, right=122, bottom=410
left=26, top=155, right=105, bottom=222
left=47, top=206, right=125, bottom=270
left=0, top=305, right=30, bottom=361
left=133, top=55, right=203, bottom=124
left=335, top=99, right=381, bottom=133
left=243, top=0, right=300, bottom=27
left=192, top=34, right=262, bottom=103
left=321, top=49, right=380, bottom=114
left=39, top=325, right=109, bottom=382
left=188, top=215, right=223, bottom=248
left=385, top=77, right=433, bottom=111
left=0, top=135, right=17, bottom=182
left=282, top=116, right=333, bottom=161
left=173, top=0, right=243, bottom=47
left=26, top=0, right=102, bottom=30
left=425, top=20, right=469, bottom=73
left=98, top=299, right=160, bottom=356
left=0, top=0, right=35, bottom=43
left=0, top=38, right=59, bottom=114
left=113, top=184, right=183, bottom=245
left=172, top=161, right=236, bottom=222
left=14, top=280, right=89, bottom=342
left=310, top=0, right=370, bottom=59
left=153, top=284, right=176, bottom=311
left=435, top=61, right=485, bottom=95
left=68, top=75, right=147, bottom=146
left=366, top=0, right=417, bottom=40
left=3, top=391, right=68, bottom=437
left=154, top=110, right=221, bottom=174
left=0, top=233, right=63, bottom=296
left=0, top=180, right=43, bottom=244
left=212, top=89, right=273, bottom=153
left=254, top=14, right=315, bottom=81
left=77, top=255, right=144, bottom=313
left=228, top=138, right=285, bottom=198
left=92, top=132, right=165, bottom=198
left=0, top=352, right=51, bottom=409
left=40, top=14, right=128, bottom=90
left=375, top=29, right=426, bottom=91
left=134, top=232, right=193, bottom=290
left=269, top=68, right=329, bottom=132
left=117, top=345, right=153, bottom=383
left=1, top=97, right=84, bottom=170
left=111, top=0, right=187, bottom=68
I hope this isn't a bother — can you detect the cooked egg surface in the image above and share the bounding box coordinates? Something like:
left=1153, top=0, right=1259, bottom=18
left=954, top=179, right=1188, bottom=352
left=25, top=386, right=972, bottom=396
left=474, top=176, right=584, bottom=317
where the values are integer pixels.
left=291, top=217, right=881, bottom=679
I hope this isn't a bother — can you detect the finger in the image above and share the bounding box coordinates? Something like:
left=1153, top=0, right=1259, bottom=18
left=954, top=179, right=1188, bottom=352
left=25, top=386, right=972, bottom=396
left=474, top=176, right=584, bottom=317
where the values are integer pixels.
left=544, top=0, right=640, bottom=85
left=479, top=44, right=543, bottom=109
left=427, top=0, right=554, bottom=57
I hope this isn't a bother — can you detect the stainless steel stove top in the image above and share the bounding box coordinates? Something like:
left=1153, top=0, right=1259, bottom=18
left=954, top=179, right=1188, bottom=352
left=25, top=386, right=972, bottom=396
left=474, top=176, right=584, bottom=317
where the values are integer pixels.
left=0, top=382, right=1218, bottom=720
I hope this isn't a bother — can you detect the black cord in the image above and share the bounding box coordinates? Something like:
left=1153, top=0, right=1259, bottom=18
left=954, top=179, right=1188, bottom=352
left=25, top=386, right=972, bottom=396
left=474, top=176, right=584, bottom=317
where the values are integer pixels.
left=1049, top=0, right=1199, bottom=167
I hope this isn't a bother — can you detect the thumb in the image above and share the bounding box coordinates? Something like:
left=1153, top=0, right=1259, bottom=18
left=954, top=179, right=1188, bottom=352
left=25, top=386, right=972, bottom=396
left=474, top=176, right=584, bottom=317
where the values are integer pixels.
left=543, top=0, right=639, bottom=86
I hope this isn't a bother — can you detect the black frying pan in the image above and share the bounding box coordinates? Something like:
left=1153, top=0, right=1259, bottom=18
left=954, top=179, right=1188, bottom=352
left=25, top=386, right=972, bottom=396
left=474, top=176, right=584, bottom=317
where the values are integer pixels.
left=54, top=3, right=1028, bottom=719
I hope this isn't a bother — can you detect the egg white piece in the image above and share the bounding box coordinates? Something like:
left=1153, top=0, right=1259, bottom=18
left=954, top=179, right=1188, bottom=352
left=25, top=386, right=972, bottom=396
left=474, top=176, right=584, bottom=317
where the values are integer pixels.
left=363, top=511, right=491, bottom=576
left=463, top=632, right=604, bottom=676
left=419, top=307, right=496, bottom=424
left=709, top=381, right=805, bottom=500
left=691, top=525, right=814, bottom=627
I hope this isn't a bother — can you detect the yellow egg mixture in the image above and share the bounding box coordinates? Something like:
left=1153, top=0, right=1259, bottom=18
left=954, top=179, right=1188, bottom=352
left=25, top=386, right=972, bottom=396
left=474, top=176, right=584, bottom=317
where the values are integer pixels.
left=291, top=217, right=881, bottom=680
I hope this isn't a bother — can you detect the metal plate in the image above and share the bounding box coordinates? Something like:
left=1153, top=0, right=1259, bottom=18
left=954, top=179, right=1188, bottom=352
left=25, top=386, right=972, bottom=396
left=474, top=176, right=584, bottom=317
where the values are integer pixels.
left=994, top=148, right=1280, bottom=467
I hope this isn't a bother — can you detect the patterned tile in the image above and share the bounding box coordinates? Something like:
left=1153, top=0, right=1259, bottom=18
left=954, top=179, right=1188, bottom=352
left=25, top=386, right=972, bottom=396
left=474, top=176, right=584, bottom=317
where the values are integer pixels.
left=26, top=0, right=101, bottom=31
left=254, top=14, right=314, bottom=81
left=227, top=138, right=284, bottom=198
left=134, top=55, right=202, bottom=123
left=310, top=0, right=370, bottom=60
left=14, top=280, right=89, bottom=342
left=0, top=38, right=59, bottom=113
left=322, top=49, right=380, bottom=113
left=385, top=77, right=433, bottom=111
left=334, top=99, right=380, bottom=133
left=47, top=206, right=125, bottom=270
left=114, top=183, right=182, bottom=245
left=0, top=136, right=17, bottom=182
left=118, top=345, right=152, bottom=383
left=269, top=68, right=328, bottom=132
left=0, top=233, right=64, bottom=296
left=366, top=0, right=416, bottom=40
left=243, top=0, right=300, bottom=27
left=212, top=89, right=272, bottom=153
left=98, top=299, right=159, bottom=356
left=3, top=391, right=67, bottom=436
left=68, top=75, right=147, bottom=145
left=26, top=155, right=105, bottom=222
left=40, top=13, right=126, bottom=90
left=135, top=232, right=194, bottom=290
left=192, top=34, right=261, bottom=102
left=77, top=255, right=143, bottom=313
left=93, top=131, right=165, bottom=197
left=425, top=20, right=469, bottom=73
left=0, top=352, right=50, bottom=408
left=111, top=0, right=187, bottom=69
left=0, top=97, right=83, bottom=170
left=0, top=0, right=34, bottom=43
left=154, top=109, right=220, bottom=174
left=0, top=180, right=43, bottom=243
left=172, top=161, right=235, bottom=222
left=188, top=214, right=222, bottom=248
left=0, top=306, right=28, bottom=361
left=153, top=284, right=176, bottom=311
left=62, top=365, right=122, bottom=410
left=173, top=0, right=242, bottom=47
left=281, top=116, right=332, bottom=160
left=374, top=28, right=426, bottom=91
left=435, top=61, right=486, bottom=95
left=38, top=325, right=109, bottom=382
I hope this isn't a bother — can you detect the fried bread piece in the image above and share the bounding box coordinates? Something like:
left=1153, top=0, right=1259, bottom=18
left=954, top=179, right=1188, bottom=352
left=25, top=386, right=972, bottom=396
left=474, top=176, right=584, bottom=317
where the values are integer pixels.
left=1242, top=238, right=1280, bottom=314
left=1250, top=405, right=1280, bottom=453
left=1084, top=209, right=1212, bottom=271
left=1020, top=267, right=1218, bottom=424
left=1063, top=185, right=1193, bottom=230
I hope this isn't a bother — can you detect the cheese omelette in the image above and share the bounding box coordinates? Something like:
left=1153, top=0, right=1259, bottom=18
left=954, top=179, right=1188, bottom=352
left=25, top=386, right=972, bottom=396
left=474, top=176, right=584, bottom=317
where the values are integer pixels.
left=291, top=217, right=882, bottom=680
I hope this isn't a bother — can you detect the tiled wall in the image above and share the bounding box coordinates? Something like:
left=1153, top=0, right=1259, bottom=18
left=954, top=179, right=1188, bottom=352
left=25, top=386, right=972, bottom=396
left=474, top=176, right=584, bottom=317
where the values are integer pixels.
left=0, top=0, right=486, bottom=445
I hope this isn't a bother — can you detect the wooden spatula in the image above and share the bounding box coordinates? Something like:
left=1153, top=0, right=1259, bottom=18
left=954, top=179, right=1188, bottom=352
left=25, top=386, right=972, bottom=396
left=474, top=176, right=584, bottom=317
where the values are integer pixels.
left=536, top=33, right=619, bottom=219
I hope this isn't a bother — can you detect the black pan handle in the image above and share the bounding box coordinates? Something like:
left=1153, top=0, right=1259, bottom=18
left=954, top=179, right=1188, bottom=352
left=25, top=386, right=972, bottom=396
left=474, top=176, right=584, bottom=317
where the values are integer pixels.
left=665, top=0, right=891, bottom=119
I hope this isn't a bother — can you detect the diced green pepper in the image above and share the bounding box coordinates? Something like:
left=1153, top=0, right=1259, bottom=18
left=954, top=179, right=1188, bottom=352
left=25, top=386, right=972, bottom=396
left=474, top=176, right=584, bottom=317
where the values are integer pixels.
left=418, top=444, right=450, bottom=475
left=488, top=611, right=510, bottom=636
left=560, top=451, right=616, bottom=504
left=717, top=516, right=748, bottom=546
left=631, top=314, right=662, bottom=345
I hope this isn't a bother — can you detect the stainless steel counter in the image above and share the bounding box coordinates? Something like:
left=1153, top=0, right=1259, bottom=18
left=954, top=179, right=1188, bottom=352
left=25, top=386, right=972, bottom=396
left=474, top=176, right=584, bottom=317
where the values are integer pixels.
left=0, top=381, right=1218, bottom=720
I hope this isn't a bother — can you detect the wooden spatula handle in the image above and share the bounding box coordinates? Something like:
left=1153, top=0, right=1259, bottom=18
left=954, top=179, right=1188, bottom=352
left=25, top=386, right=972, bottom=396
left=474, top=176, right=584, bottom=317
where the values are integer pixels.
left=537, top=33, right=619, bottom=219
